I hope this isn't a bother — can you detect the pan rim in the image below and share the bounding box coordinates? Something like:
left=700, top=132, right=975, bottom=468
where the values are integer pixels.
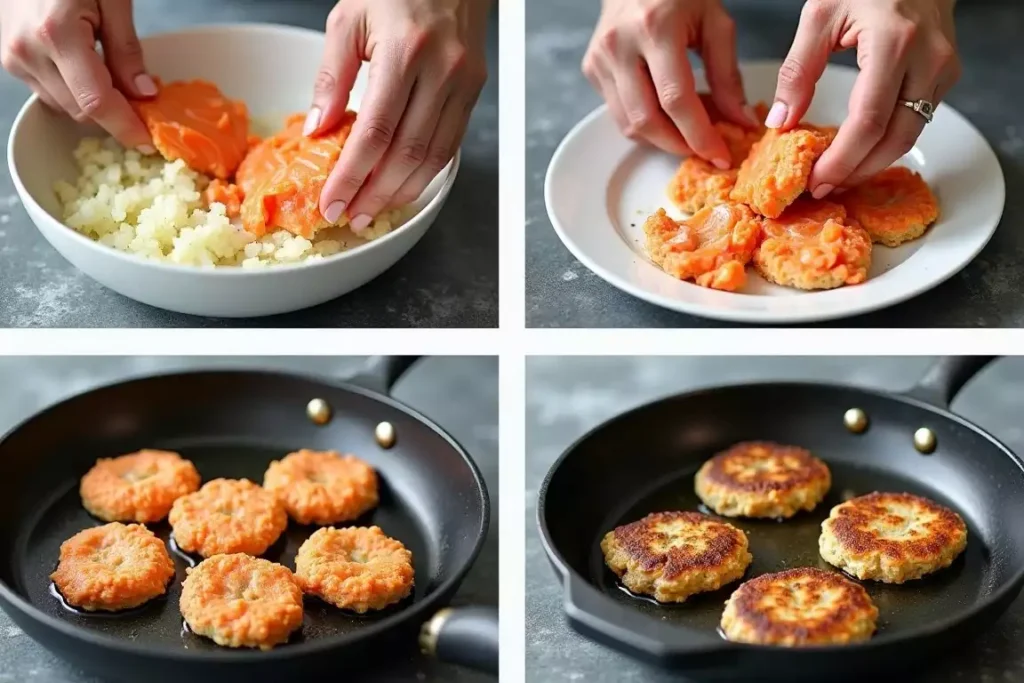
left=0, top=367, right=491, bottom=663
left=537, top=378, right=1024, bottom=656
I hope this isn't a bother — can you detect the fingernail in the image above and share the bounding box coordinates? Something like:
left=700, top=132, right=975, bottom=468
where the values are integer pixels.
left=743, top=104, right=760, bottom=126
left=134, top=74, right=157, bottom=97
left=137, top=144, right=156, bottom=155
left=712, top=158, right=731, bottom=170
left=812, top=183, right=835, bottom=199
left=765, top=101, right=788, bottom=128
left=303, top=107, right=321, bottom=136
left=323, top=200, right=346, bottom=224
left=350, top=214, right=372, bottom=233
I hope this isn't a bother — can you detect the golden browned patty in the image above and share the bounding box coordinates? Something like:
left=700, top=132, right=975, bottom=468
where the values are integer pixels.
left=695, top=441, right=832, bottom=518
left=819, top=491, right=967, bottom=583
left=600, top=511, right=751, bottom=603
left=720, top=567, right=878, bottom=646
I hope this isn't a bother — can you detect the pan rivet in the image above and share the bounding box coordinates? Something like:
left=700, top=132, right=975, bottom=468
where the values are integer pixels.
left=306, top=398, right=332, bottom=426
left=914, top=427, right=937, bottom=454
left=843, top=408, right=869, bottom=434
left=375, top=421, right=396, bottom=449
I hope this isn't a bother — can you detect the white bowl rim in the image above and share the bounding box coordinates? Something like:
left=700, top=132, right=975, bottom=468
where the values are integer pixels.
left=6, top=22, right=460, bottom=278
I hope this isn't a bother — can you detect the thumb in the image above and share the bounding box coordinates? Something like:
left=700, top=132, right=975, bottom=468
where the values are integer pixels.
left=305, top=8, right=364, bottom=137
left=768, top=3, right=832, bottom=130
left=97, top=0, right=155, bottom=98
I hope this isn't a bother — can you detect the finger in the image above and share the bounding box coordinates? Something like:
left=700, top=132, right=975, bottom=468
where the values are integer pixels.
left=637, top=54, right=724, bottom=162
left=390, top=93, right=469, bottom=208
left=768, top=1, right=833, bottom=129
left=34, top=61, right=88, bottom=119
left=23, top=74, right=63, bottom=112
left=809, top=30, right=911, bottom=196
left=318, top=50, right=414, bottom=222
left=700, top=10, right=753, bottom=128
left=306, top=5, right=364, bottom=136
left=345, top=79, right=449, bottom=230
left=48, top=23, right=151, bottom=149
left=97, top=0, right=155, bottom=98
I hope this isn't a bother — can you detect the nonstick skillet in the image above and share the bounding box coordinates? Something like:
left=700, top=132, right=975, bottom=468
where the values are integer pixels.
left=0, top=356, right=498, bottom=682
left=538, top=356, right=1024, bottom=682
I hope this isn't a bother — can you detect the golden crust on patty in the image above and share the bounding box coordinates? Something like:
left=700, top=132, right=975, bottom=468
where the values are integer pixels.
left=720, top=567, right=878, bottom=646
left=695, top=441, right=832, bottom=518
left=600, top=511, right=751, bottom=603
left=819, top=491, right=968, bottom=583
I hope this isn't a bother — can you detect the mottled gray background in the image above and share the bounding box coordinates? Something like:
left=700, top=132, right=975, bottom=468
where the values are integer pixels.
left=0, top=356, right=498, bottom=683
left=525, top=356, right=1024, bottom=682
left=0, top=0, right=498, bottom=328
left=526, top=0, right=1024, bottom=327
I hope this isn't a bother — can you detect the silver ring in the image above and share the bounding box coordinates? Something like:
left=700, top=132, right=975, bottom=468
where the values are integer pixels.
left=899, top=98, right=935, bottom=124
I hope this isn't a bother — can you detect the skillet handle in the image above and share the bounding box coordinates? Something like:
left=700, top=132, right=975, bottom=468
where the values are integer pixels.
left=902, top=356, right=996, bottom=408
left=346, top=356, right=421, bottom=395
left=419, top=607, right=499, bottom=675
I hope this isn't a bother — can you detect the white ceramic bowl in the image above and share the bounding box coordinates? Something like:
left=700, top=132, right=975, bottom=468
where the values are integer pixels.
left=7, top=23, right=459, bottom=318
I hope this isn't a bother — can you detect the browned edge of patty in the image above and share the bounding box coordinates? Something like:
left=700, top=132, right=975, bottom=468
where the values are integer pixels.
left=827, top=492, right=967, bottom=560
left=701, top=441, right=830, bottom=493
left=611, top=511, right=746, bottom=581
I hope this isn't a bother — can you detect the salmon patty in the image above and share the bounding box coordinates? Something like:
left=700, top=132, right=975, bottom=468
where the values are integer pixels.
left=51, top=523, right=174, bottom=612
left=80, top=449, right=201, bottom=523
left=180, top=554, right=303, bottom=650
left=169, top=478, right=288, bottom=558
left=263, top=449, right=379, bottom=526
left=819, top=491, right=968, bottom=583
left=838, top=166, right=939, bottom=247
left=721, top=568, right=878, bottom=646
left=730, top=126, right=835, bottom=218
left=695, top=441, right=832, bottom=519
left=601, top=511, right=751, bottom=603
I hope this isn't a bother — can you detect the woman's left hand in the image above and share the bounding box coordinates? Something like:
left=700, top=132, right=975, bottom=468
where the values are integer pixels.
left=308, top=0, right=489, bottom=233
left=767, top=0, right=960, bottom=197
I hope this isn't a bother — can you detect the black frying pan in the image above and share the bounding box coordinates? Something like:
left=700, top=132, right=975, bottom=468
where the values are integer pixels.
left=0, top=356, right=498, bottom=682
left=538, top=356, right=1024, bottom=681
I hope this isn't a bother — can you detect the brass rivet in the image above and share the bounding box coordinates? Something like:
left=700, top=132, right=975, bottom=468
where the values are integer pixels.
left=306, top=398, right=332, bottom=425
left=375, top=421, right=396, bottom=448
left=844, top=408, right=869, bottom=434
left=914, top=427, right=937, bottom=454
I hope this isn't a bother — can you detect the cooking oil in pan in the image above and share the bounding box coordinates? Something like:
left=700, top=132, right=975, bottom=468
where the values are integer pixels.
left=48, top=581, right=167, bottom=618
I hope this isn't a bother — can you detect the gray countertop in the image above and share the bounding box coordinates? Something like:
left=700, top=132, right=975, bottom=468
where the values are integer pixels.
left=526, top=0, right=1024, bottom=328
left=525, top=356, right=1024, bottom=682
left=0, top=0, right=498, bottom=328
left=0, top=356, right=498, bottom=683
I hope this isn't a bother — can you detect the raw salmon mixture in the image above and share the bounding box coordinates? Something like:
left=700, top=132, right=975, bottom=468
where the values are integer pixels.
left=263, top=449, right=379, bottom=526
left=168, top=478, right=288, bottom=558
left=180, top=553, right=304, bottom=650
left=79, top=449, right=201, bottom=523
left=295, top=526, right=414, bottom=613
left=55, top=79, right=409, bottom=267
left=645, top=99, right=938, bottom=292
left=50, top=522, right=175, bottom=611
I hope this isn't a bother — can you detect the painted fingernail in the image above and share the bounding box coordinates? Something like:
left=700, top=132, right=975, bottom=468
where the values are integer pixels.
left=134, top=74, right=157, bottom=97
left=303, top=107, right=321, bottom=136
left=137, top=144, right=156, bottom=155
left=765, top=101, right=788, bottom=128
left=712, top=158, right=731, bottom=170
left=323, top=200, right=346, bottom=224
left=350, top=214, right=372, bottom=233
left=812, top=183, right=835, bottom=199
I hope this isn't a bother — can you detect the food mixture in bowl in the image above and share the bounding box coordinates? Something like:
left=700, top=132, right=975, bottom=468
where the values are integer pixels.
left=53, top=79, right=410, bottom=268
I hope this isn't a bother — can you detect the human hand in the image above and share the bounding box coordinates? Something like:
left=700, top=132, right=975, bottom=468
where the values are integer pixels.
left=310, top=0, right=489, bottom=233
left=0, top=0, right=155, bottom=150
left=768, top=0, right=960, bottom=197
left=582, top=0, right=757, bottom=168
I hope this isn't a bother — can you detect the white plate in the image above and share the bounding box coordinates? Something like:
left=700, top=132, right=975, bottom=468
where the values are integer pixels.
left=8, top=23, right=458, bottom=318
left=545, top=61, right=1005, bottom=325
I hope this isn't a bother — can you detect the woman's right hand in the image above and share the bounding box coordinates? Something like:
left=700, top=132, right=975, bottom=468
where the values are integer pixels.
left=582, top=0, right=756, bottom=168
left=0, top=0, right=154, bottom=150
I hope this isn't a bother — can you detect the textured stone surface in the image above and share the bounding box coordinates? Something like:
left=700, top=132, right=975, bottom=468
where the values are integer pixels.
left=0, top=0, right=498, bottom=328
left=526, top=0, right=1024, bottom=327
left=526, top=356, right=1024, bottom=682
left=0, top=356, right=498, bottom=682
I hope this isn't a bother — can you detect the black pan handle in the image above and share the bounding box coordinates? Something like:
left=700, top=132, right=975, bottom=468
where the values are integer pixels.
left=419, top=607, right=499, bottom=675
left=345, top=356, right=421, bottom=395
left=902, top=356, right=997, bottom=408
